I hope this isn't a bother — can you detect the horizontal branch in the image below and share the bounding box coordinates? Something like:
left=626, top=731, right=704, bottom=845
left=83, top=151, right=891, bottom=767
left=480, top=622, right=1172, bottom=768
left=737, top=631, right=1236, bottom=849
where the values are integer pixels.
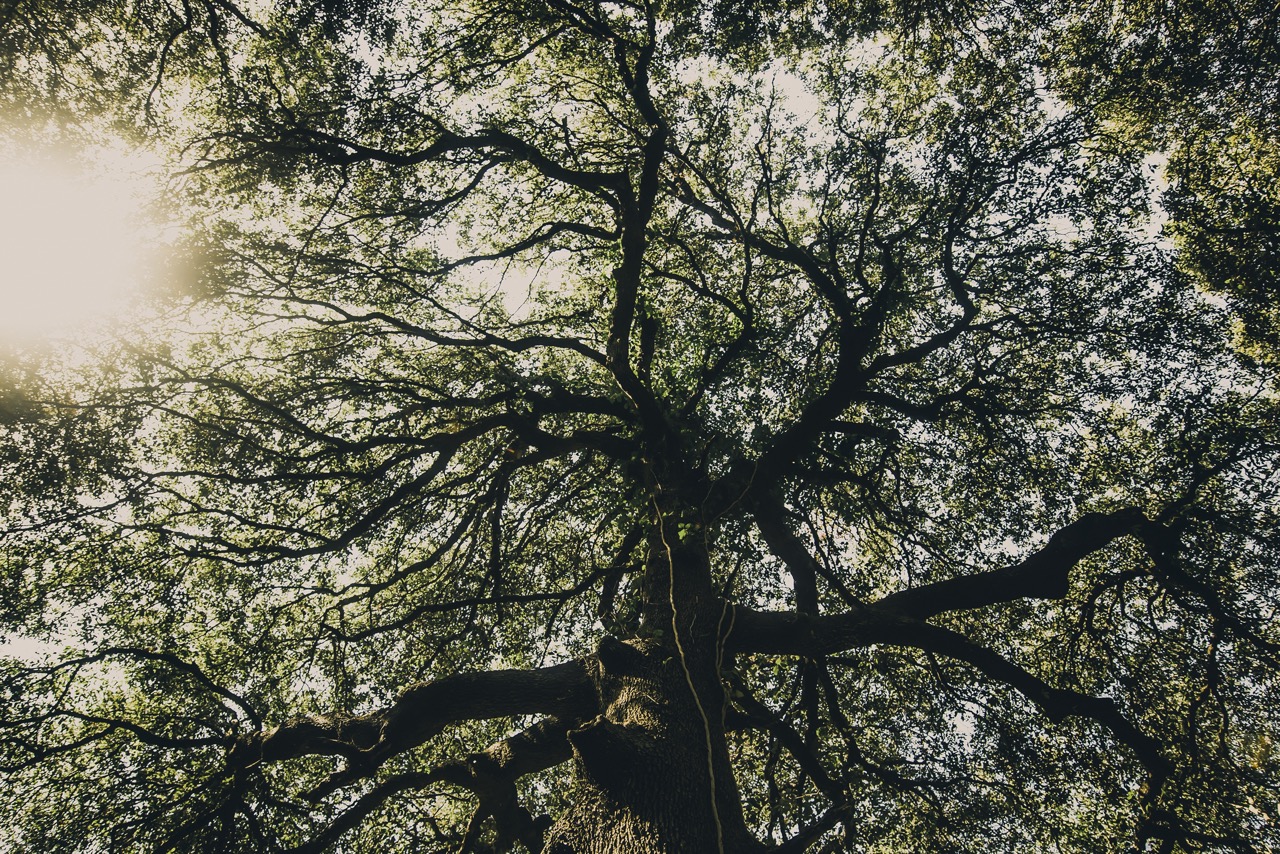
left=220, top=124, right=625, bottom=205
left=238, top=660, right=595, bottom=771
left=731, top=604, right=1169, bottom=784
left=730, top=511, right=1151, bottom=654
left=732, top=510, right=1149, bottom=654
left=877, top=508, right=1147, bottom=620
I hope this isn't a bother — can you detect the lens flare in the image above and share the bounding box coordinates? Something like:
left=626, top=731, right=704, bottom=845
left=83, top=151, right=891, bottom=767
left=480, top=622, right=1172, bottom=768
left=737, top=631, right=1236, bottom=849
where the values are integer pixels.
left=0, top=150, right=160, bottom=343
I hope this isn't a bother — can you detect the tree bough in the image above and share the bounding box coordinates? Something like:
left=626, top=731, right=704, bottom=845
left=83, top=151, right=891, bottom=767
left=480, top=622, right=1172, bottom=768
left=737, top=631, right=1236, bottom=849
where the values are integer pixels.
left=2, top=0, right=1278, bottom=850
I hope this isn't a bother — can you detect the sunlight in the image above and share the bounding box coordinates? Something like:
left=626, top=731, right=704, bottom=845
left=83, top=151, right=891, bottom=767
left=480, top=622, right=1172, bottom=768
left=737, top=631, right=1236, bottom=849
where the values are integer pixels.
left=0, top=148, right=160, bottom=343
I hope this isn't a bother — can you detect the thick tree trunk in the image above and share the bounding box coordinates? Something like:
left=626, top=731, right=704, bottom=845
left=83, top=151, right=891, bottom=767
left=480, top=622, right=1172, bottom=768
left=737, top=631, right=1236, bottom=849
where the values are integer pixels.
left=540, top=636, right=762, bottom=854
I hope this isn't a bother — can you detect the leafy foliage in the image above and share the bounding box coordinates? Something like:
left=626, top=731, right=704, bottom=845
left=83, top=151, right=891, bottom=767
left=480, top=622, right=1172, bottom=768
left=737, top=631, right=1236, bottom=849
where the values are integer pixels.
left=2, top=0, right=1278, bottom=851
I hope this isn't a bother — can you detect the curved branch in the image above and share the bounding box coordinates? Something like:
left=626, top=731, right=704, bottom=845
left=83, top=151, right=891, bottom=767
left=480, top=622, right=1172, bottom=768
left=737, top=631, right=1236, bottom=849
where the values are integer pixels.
left=731, top=606, right=1170, bottom=782
left=18, top=647, right=260, bottom=729
left=726, top=674, right=844, bottom=803
left=877, top=508, right=1148, bottom=620
left=292, top=717, right=573, bottom=854
left=239, top=660, right=595, bottom=772
left=892, top=621, right=1168, bottom=776
left=1137, top=519, right=1280, bottom=667
left=751, top=492, right=865, bottom=614
left=219, top=124, right=624, bottom=206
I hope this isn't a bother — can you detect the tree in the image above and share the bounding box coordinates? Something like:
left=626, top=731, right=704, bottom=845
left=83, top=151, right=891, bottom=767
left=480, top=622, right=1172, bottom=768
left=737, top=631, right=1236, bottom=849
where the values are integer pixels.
left=2, top=0, right=1279, bottom=850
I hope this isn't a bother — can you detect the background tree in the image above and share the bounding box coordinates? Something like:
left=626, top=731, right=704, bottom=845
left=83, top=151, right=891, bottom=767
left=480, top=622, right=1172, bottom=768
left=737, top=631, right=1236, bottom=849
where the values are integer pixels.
left=2, top=0, right=1278, bottom=851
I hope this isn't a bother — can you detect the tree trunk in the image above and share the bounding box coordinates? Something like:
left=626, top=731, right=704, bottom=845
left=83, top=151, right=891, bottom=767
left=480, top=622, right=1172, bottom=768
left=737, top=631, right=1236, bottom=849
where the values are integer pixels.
left=540, top=635, right=763, bottom=854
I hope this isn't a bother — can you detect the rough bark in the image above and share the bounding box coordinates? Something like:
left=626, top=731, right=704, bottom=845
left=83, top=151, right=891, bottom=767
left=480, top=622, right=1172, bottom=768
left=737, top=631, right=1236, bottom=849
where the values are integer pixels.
left=541, top=636, right=763, bottom=854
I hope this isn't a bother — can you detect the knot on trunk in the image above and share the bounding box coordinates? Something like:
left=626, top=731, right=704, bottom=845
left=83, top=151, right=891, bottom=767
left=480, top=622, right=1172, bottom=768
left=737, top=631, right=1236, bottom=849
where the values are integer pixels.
left=597, top=634, right=648, bottom=676
left=567, top=715, right=657, bottom=791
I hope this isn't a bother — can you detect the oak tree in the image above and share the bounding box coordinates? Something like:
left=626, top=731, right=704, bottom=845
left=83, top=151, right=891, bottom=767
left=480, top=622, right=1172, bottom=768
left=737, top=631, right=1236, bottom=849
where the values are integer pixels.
left=2, top=0, right=1279, bottom=850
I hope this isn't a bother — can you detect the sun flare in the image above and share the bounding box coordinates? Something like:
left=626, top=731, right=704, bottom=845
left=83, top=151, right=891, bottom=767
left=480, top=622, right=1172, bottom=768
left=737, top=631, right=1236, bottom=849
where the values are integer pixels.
left=0, top=151, right=158, bottom=343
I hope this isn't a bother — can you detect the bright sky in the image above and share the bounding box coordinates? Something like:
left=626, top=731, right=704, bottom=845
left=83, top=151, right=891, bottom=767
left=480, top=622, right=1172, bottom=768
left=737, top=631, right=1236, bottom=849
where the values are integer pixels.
left=0, top=146, right=162, bottom=344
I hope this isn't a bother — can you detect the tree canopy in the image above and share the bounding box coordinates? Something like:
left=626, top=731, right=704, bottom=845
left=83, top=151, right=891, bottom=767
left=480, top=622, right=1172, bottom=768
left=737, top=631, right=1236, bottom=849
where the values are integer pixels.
left=2, top=0, right=1279, bottom=850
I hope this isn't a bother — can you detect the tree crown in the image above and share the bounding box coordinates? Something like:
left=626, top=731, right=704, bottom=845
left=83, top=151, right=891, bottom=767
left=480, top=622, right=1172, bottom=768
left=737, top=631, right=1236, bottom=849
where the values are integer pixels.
left=2, top=0, right=1278, bottom=850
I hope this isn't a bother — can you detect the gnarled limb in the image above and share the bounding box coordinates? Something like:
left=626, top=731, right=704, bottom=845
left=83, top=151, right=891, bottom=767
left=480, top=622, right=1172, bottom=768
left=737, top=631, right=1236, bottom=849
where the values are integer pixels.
left=731, top=605, right=1171, bottom=824
left=876, top=508, right=1149, bottom=620
left=236, top=660, right=595, bottom=776
left=291, top=717, right=575, bottom=854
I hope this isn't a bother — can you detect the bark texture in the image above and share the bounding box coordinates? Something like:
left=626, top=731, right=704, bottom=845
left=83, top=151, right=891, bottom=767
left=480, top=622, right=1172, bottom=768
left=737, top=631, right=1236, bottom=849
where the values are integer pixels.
left=541, top=636, right=762, bottom=854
